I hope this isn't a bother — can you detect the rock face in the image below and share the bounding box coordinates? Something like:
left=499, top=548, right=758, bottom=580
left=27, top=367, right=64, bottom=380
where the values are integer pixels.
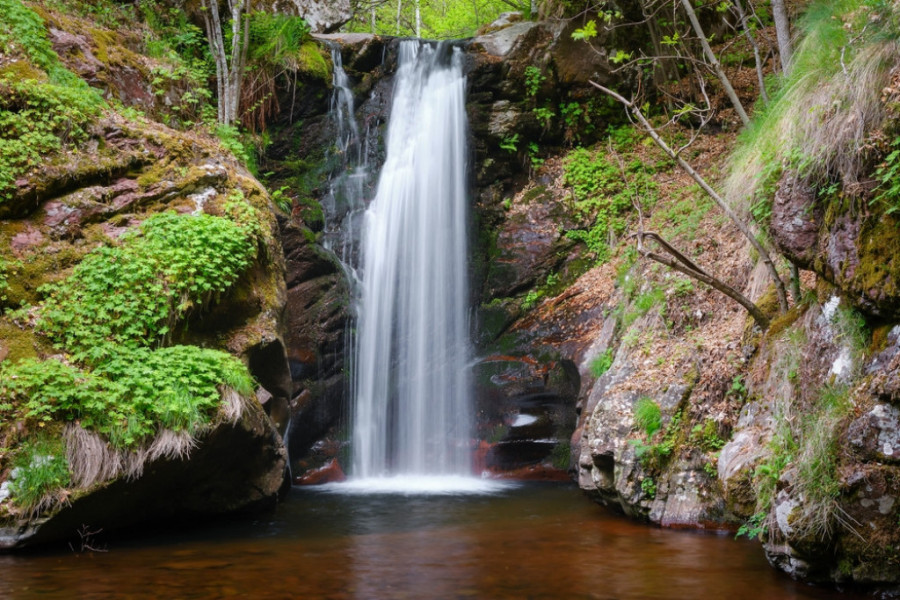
left=0, top=396, right=286, bottom=549
left=772, top=171, right=900, bottom=319
left=255, top=0, right=352, bottom=33
left=721, top=300, right=900, bottom=583
left=279, top=216, right=350, bottom=475
left=473, top=354, right=579, bottom=478
left=0, top=6, right=290, bottom=548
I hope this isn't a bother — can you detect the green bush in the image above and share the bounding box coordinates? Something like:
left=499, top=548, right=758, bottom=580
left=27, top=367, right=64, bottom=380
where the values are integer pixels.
left=0, top=347, right=254, bottom=449
left=634, top=397, right=662, bottom=438
left=562, top=137, right=658, bottom=263
left=0, top=0, right=104, bottom=201
left=37, top=211, right=258, bottom=362
left=589, top=348, right=614, bottom=377
left=8, top=435, right=70, bottom=514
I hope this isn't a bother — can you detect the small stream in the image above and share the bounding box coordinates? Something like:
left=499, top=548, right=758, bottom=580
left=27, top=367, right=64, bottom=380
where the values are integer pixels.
left=0, top=484, right=864, bottom=599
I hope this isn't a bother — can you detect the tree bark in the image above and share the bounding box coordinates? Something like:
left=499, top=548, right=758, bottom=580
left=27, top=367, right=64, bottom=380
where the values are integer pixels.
left=733, top=0, right=769, bottom=104
left=770, top=0, right=793, bottom=75
left=590, top=81, right=790, bottom=313
left=678, top=0, right=750, bottom=125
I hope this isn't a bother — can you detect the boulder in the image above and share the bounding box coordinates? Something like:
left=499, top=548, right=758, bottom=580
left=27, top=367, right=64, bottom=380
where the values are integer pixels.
left=0, top=395, right=286, bottom=549
left=255, top=0, right=352, bottom=33
left=771, top=171, right=900, bottom=319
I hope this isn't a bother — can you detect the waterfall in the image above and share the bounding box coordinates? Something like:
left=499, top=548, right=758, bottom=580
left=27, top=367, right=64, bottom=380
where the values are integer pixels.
left=350, top=41, right=473, bottom=482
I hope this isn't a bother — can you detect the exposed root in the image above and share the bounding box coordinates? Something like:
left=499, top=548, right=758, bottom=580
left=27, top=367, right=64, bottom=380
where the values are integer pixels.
left=65, top=424, right=122, bottom=489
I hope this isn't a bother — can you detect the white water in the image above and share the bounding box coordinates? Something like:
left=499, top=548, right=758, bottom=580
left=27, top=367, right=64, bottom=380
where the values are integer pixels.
left=350, top=41, right=474, bottom=486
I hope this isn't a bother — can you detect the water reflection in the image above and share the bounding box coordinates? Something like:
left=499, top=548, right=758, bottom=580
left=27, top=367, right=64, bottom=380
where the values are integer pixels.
left=0, top=484, right=869, bottom=599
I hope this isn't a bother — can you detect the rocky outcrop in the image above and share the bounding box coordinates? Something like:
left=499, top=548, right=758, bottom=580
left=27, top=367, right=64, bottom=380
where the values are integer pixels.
left=473, top=353, right=579, bottom=478
left=722, top=298, right=900, bottom=584
left=258, top=0, right=352, bottom=33
left=0, top=394, right=286, bottom=549
left=279, top=217, right=350, bottom=476
left=772, top=171, right=900, bottom=320
left=0, top=6, right=290, bottom=547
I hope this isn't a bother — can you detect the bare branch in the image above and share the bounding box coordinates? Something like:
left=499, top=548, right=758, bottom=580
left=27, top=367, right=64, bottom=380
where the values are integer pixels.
left=590, top=80, right=790, bottom=313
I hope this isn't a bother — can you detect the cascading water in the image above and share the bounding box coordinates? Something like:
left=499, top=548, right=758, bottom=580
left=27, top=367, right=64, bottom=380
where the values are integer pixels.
left=349, top=41, right=476, bottom=488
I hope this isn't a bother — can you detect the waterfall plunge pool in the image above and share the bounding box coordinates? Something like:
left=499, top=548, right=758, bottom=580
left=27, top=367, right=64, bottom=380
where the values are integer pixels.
left=0, top=483, right=863, bottom=599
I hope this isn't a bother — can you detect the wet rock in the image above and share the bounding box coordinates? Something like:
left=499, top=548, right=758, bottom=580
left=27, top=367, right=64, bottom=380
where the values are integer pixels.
left=484, top=187, right=576, bottom=298
left=0, top=397, right=286, bottom=550
left=295, top=457, right=346, bottom=485
left=473, top=354, right=579, bottom=476
left=278, top=217, right=350, bottom=474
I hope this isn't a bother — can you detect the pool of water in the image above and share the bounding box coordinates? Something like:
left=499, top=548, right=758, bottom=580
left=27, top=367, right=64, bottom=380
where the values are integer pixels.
left=0, top=483, right=865, bottom=599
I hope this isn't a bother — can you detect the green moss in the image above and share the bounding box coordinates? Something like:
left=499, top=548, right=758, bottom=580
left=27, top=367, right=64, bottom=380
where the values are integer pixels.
left=854, top=212, right=900, bottom=299
left=766, top=303, right=805, bottom=338
left=0, top=321, right=41, bottom=363
left=298, top=41, right=331, bottom=82
left=0, top=59, right=46, bottom=81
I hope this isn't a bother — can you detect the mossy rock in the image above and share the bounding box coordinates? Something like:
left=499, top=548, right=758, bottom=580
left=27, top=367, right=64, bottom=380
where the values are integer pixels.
left=298, top=41, right=332, bottom=82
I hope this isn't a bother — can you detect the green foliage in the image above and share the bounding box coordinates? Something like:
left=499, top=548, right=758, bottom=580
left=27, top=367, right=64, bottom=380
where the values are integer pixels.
left=562, top=132, right=658, bottom=263
left=625, top=286, right=666, bottom=327
left=36, top=211, right=258, bottom=363
left=690, top=419, right=726, bottom=452
left=0, top=348, right=254, bottom=449
left=270, top=185, right=293, bottom=213
left=571, top=20, right=597, bottom=41
left=589, top=348, right=614, bottom=377
left=524, top=65, right=545, bottom=97
left=640, top=476, right=657, bottom=499
left=500, top=133, right=520, bottom=153
left=750, top=383, right=853, bottom=540
left=532, top=106, right=555, bottom=128
left=215, top=124, right=256, bottom=170
left=634, top=397, right=662, bottom=438
left=342, top=0, right=527, bottom=39
left=726, top=0, right=900, bottom=214
left=42, top=0, right=135, bottom=28
left=0, top=0, right=104, bottom=201
left=736, top=510, right=767, bottom=540
left=7, top=434, right=69, bottom=513
left=247, top=12, right=311, bottom=67
left=0, top=0, right=88, bottom=86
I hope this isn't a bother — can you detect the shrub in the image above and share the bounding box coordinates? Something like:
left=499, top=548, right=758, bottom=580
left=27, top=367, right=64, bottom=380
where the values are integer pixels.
left=634, top=397, right=662, bottom=438
left=589, top=348, right=614, bottom=377
left=7, top=435, right=70, bottom=514
left=725, top=0, right=900, bottom=219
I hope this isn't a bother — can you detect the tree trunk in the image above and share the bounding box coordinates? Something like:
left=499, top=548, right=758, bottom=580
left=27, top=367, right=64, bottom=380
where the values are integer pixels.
left=415, top=0, right=421, bottom=37
left=770, top=0, right=793, bottom=75
left=733, top=0, right=769, bottom=104
left=678, top=0, right=750, bottom=125
left=590, top=81, right=790, bottom=313
left=201, top=0, right=229, bottom=125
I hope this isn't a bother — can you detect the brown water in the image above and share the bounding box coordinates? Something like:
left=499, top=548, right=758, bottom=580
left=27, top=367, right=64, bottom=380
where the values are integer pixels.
left=0, top=484, right=866, bottom=599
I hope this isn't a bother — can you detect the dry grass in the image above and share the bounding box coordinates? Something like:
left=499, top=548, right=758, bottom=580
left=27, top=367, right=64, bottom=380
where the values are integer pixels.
left=725, top=2, right=900, bottom=214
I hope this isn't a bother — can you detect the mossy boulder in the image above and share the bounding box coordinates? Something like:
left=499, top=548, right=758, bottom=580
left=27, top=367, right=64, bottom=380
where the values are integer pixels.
left=772, top=171, right=900, bottom=319
left=0, top=2, right=291, bottom=547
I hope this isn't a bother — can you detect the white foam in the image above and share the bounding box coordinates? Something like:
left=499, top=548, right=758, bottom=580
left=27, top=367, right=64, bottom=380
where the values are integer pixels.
left=512, top=414, right=538, bottom=427
left=313, top=476, right=515, bottom=496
